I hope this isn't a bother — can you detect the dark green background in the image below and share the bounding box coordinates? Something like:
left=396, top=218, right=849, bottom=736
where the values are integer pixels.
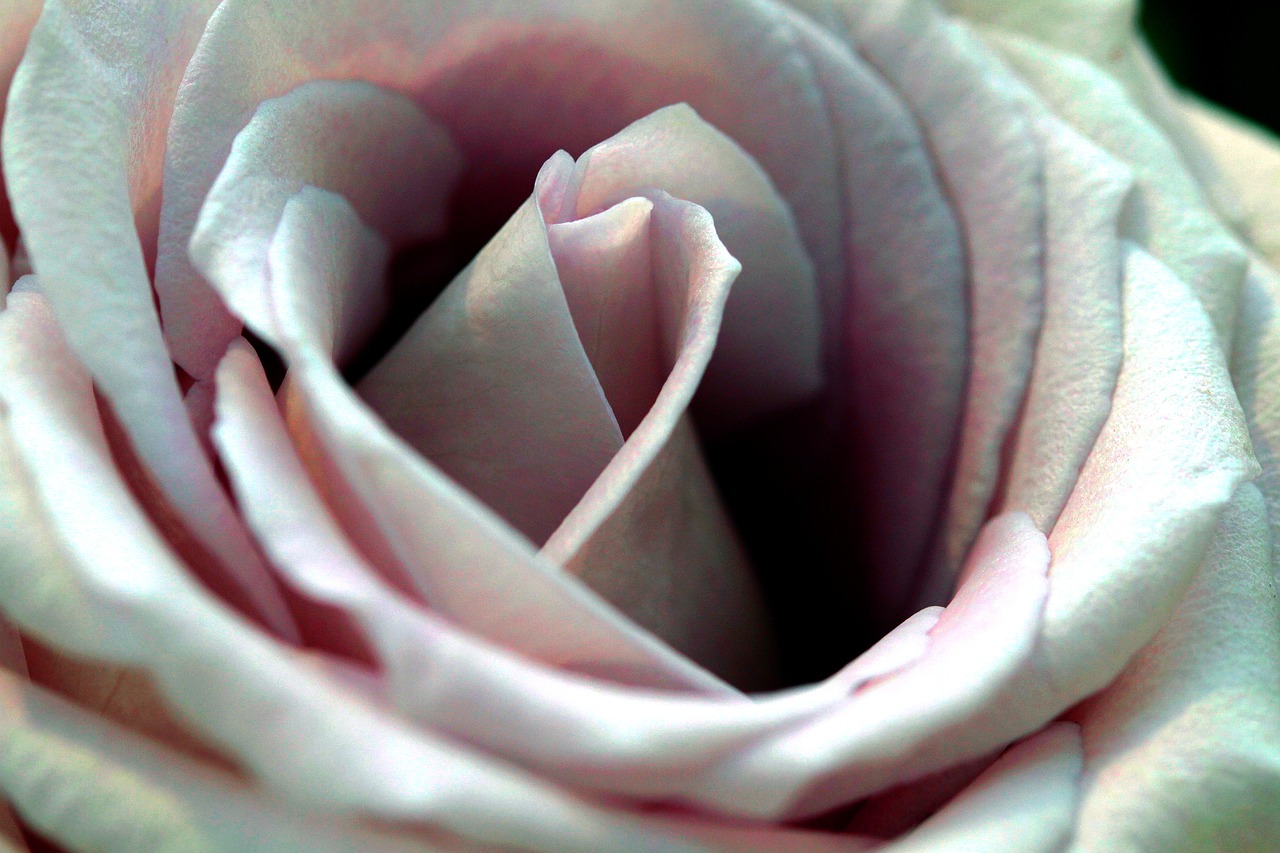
left=1142, top=0, right=1280, bottom=133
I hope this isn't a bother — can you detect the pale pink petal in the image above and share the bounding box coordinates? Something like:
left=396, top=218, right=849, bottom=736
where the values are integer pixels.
left=696, top=512, right=1052, bottom=819
left=963, top=1, right=1237, bottom=222
left=190, top=79, right=464, bottom=366
left=556, top=102, right=822, bottom=429
left=0, top=670, right=436, bottom=853
left=839, top=0, right=1047, bottom=603
left=1, top=0, right=297, bottom=637
left=998, top=116, right=1129, bottom=530
left=986, top=30, right=1248, bottom=346
left=155, top=0, right=853, bottom=382
left=356, top=163, right=623, bottom=546
left=1073, top=486, right=1280, bottom=850
left=216, top=334, right=940, bottom=806
left=547, top=194, right=665, bottom=436
left=882, top=724, right=1082, bottom=853
left=1234, top=261, right=1280, bottom=576
left=541, top=165, right=780, bottom=683
left=942, top=0, right=1133, bottom=63
left=1042, top=245, right=1257, bottom=696
left=249, top=186, right=733, bottom=693
left=0, top=292, right=723, bottom=853
left=789, top=14, right=969, bottom=618
left=1183, top=101, right=1280, bottom=273
left=1106, top=42, right=1243, bottom=224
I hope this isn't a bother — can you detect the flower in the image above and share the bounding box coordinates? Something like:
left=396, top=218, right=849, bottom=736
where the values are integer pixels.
left=0, top=0, right=1277, bottom=850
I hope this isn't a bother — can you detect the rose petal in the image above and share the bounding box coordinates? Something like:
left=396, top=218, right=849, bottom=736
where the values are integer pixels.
left=839, top=0, right=1047, bottom=601
left=0, top=670, right=435, bottom=853
left=984, top=29, right=1248, bottom=347
left=190, top=78, right=464, bottom=366
left=239, top=184, right=734, bottom=693
left=1073, top=485, right=1280, bottom=850
left=1234, top=262, right=1280, bottom=576
left=1182, top=101, right=1280, bottom=274
left=998, top=116, right=1129, bottom=530
left=155, top=0, right=860, bottom=382
left=356, top=159, right=623, bottom=546
left=881, top=723, right=1082, bottom=853
left=698, top=512, right=1052, bottom=819
left=215, top=336, right=943, bottom=804
left=553, top=102, right=822, bottom=429
left=960, top=2, right=1237, bottom=223
left=1, top=0, right=297, bottom=637
left=0, top=291, right=724, bottom=853
left=1040, top=245, right=1257, bottom=696
left=789, top=14, right=969, bottom=616
left=942, top=0, right=1133, bottom=64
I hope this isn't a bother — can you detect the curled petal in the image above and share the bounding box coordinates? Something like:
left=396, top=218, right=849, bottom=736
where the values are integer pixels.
left=2, top=0, right=297, bottom=637
left=215, top=337, right=940, bottom=805
left=1042, top=245, right=1257, bottom=697
left=882, top=723, right=1083, bottom=853
left=214, top=182, right=733, bottom=692
left=190, top=79, right=464, bottom=365
left=1073, top=486, right=1280, bottom=850
left=840, top=0, right=1048, bottom=601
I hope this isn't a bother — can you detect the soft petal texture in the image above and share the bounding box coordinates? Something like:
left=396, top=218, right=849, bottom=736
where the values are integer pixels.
left=788, top=11, right=969, bottom=617
left=883, top=723, right=1083, bottom=853
left=996, top=119, right=1128, bottom=532
left=1040, top=245, right=1256, bottom=695
left=0, top=290, right=744, bottom=853
left=838, top=0, right=1047, bottom=603
left=189, top=79, right=465, bottom=366
left=215, top=337, right=945, bottom=806
left=698, top=512, right=1053, bottom=819
left=155, top=0, right=851, bottom=382
left=1, top=0, right=297, bottom=636
left=210, top=179, right=735, bottom=693
left=357, top=164, right=625, bottom=547
left=980, top=29, right=1248, bottom=347
left=0, top=670, right=437, bottom=853
left=2, top=0, right=1278, bottom=848
left=1183, top=101, right=1280, bottom=273
left=1073, top=485, right=1280, bottom=851
left=543, top=102, right=823, bottom=430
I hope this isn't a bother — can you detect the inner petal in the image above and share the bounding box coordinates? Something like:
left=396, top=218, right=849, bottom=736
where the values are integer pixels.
left=548, top=193, right=664, bottom=437
left=356, top=161, right=624, bottom=546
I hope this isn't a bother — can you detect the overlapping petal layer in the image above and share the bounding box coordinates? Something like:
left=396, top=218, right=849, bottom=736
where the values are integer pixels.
left=0, top=0, right=1276, bottom=850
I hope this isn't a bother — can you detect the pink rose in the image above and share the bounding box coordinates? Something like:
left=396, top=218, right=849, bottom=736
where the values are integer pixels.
left=0, top=0, right=1277, bottom=850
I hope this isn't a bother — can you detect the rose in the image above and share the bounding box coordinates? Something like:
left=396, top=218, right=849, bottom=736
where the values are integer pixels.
left=0, top=0, right=1277, bottom=849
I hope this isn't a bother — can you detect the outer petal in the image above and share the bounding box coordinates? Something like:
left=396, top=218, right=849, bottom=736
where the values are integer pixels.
left=0, top=290, right=731, bottom=853
left=883, top=724, right=1083, bottom=853
left=982, top=29, right=1248, bottom=347
left=0, top=0, right=41, bottom=252
left=0, top=670, right=437, bottom=853
left=997, top=116, right=1128, bottom=532
left=1, top=0, right=296, bottom=636
left=215, top=336, right=941, bottom=806
left=1041, top=245, right=1256, bottom=698
left=837, top=0, right=1048, bottom=603
left=1072, top=486, right=1280, bottom=851
left=1182, top=101, right=1280, bottom=274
